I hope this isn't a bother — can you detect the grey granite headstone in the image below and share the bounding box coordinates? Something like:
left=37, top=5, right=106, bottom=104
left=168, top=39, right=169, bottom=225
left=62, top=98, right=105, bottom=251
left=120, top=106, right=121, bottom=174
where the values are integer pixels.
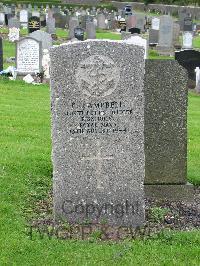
left=173, top=23, right=180, bottom=46
left=53, top=12, right=67, bottom=28
left=8, top=17, right=20, bottom=28
left=69, top=17, right=79, bottom=39
left=135, top=14, right=145, bottom=32
left=46, top=17, right=56, bottom=34
left=29, top=30, right=52, bottom=51
left=158, top=15, right=173, bottom=47
left=97, top=13, right=106, bottom=29
left=50, top=40, right=145, bottom=226
left=144, top=60, right=188, bottom=185
left=86, top=21, right=96, bottom=39
left=149, top=29, right=159, bottom=44
left=157, top=15, right=173, bottom=55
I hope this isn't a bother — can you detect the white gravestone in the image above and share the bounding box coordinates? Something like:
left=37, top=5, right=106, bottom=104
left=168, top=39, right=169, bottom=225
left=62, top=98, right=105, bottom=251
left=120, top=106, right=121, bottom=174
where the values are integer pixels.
left=195, top=67, right=200, bottom=93
left=0, top=12, right=5, bottom=26
left=20, top=10, right=28, bottom=28
left=151, top=17, right=160, bottom=30
left=182, top=31, right=193, bottom=49
left=42, top=49, right=50, bottom=79
left=8, top=27, right=20, bottom=42
left=16, top=37, right=42, bottom=75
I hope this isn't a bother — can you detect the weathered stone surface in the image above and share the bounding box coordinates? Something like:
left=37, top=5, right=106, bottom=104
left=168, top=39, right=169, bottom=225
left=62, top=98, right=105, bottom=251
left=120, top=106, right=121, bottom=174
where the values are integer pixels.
left=16, top=37, right=42, bottom=75
left=149, top=29, right=159, bottom=44
left=144, top=60, right=188, bottom=185
left=50, top=40, right=145, bottom=226
left=157, top=15, right=173, bottom=55
left=86, top=22, right=96, bottom=39
left=29, top=30, right=52, bottom=50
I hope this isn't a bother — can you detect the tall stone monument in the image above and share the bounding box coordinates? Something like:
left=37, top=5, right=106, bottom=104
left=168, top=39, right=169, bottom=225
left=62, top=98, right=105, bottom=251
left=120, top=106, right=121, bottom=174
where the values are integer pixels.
left=144, top=60, right=194, bottom=200
left=157, top=15, right=174, bottom=56
left=50, top=40, right=146, bottom=226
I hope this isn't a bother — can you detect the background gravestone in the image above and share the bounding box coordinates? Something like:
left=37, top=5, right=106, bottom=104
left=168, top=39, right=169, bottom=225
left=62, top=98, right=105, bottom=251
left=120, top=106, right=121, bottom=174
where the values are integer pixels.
left=182, top=31, right=193, bottom=49
left=126, top=15, right=136, bottom=30
left=8, top=17, right=20, bottom=28
left=74, top=27, right=84, bottom=41
left=157, top=15, right=173, bottom=54
left=20, top=9, right=28, bottom=28
left=97, top=13, right=106, bottom=29
left=149, top=29, right=159, bottom=44
left=16, top=37, right=42, bottom=75
left=46, top=17, right=56, bottom=34
left=29, top=30, right=53, bottom=51
left=50, top=40, right=145, bottom=226
left=173, top=23, right=181, bottom=47
left=86, top=21, right=96, bottom=39
left=175, top=50, right=200, bottom=88
left=135, top=14, right=145, bottom=32
left=183, top=16, right=193, bottom=32
left=53, top=12, right=67, bottom=28
left=69, top=17, right=79, bottom=39
left=0, top=12, right=5, bottom=26
left=144, top=60, right=188, bottom=186
left=151, top=17, right=160, bottom=30
left=28, top=16, right=41, bottom=33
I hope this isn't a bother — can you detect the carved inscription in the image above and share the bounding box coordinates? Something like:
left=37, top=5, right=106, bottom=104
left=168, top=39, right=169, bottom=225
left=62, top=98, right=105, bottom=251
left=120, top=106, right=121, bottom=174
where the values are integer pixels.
left=66, top=100, right=132, bottom=135
left=76, top=55, right=120, bottom=98
left=82, top=140, right=114, bottom=189
left=17, top=39, right=40, bottom=73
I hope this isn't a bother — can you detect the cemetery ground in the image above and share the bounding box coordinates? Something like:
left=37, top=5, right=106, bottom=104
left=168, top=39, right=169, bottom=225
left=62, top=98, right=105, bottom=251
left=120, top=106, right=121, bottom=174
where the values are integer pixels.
left=0, top=34, right=200, bottom=264
left=0, top=78, right=200, bottom=264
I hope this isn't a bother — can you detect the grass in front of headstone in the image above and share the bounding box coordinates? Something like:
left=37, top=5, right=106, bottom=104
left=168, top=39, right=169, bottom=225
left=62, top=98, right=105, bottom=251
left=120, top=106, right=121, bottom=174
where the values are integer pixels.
left=193, top=35, right=200, bottom=49
left=0, top=78, right=199, bottom=264
left=148, top=49, right=174, bottom=60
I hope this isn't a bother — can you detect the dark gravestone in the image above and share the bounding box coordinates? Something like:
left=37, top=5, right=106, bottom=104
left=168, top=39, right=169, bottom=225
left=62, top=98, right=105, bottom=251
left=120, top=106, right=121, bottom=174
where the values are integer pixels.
left=183, top=16, right=193, bottom=32
left=0, top=37, right=3, bottom=71
left=144, top=60, right=188, bottom=185
left=129, top=28, right=141, bottom=34
left=5, top=14, right=8, bottom=26
left=74, top=27, right=84, bottom=41
left=40, top=14, right=46, bottom=27
left=53, top=13, right=67, bottom=28
left=28, top=16, right=40, bottom=33
left=175, top=50, right=200, bottom=87
left=118, top=20, right=126, bottom=31
left=148, top=29, right=159, bottom=44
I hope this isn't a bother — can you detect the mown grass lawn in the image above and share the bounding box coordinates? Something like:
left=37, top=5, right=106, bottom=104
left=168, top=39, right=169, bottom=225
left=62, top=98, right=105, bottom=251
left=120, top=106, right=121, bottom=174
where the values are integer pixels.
left=0, top=78, right=200, bottom=265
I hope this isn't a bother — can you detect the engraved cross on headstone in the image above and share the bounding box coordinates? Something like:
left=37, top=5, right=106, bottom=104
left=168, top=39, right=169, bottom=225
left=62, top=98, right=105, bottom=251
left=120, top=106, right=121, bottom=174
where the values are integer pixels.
left=81, top=141, right=114, bottom=189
